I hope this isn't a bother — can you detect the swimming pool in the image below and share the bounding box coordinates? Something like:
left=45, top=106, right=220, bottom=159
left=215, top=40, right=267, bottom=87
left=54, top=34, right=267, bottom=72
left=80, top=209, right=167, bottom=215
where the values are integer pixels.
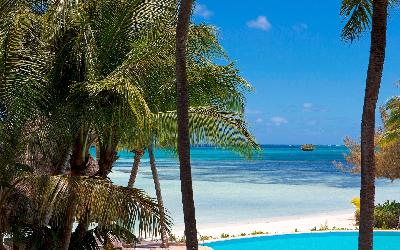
left=203, top=232, right=400, bottom=250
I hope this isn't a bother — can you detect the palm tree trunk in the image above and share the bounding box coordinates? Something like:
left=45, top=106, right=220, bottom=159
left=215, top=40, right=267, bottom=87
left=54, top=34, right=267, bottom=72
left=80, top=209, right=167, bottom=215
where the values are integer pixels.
left=59, top=189, right=78, bottom=250
left=74, top=208, right=90, bottom=241
left=70, top=128, right=89, bottom=175
left=358, top=1, right=388, bottom=250
left=127, top=149, right=145, bottom=188
left=176, top=0, right=198, bottom=249
left=148, top=145, right=169, bottom=248
left=60, top=130, right=88, bottom=250
left=13, top=242, right=20, bottom=250
left=97, top=147, right=117, bottom=177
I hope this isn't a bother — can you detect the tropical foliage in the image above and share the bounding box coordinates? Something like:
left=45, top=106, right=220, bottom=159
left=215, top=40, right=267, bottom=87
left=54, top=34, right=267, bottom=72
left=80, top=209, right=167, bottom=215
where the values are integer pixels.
left=352, top=198, right=400, bottom=229
left=0, top=0, right=258, bottom=248
left=337, top=96, right=400, bottom=181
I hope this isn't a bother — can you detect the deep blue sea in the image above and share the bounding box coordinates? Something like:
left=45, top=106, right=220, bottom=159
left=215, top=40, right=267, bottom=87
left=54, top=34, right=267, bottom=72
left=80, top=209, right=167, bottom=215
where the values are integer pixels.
left=107, top=145, right=400, bottom=230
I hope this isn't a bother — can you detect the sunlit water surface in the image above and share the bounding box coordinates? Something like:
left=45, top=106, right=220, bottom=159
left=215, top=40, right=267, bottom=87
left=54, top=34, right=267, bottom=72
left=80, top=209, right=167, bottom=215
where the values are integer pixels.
left=102, top=145, right=400, bottom=230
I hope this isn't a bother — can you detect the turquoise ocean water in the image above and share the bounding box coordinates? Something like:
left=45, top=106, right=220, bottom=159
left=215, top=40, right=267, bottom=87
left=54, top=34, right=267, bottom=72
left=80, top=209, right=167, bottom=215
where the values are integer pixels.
left=106, top=145, right=400, bottom=231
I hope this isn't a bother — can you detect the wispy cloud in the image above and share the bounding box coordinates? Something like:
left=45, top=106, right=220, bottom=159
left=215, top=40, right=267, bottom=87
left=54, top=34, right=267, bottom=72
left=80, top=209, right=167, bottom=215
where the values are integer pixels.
left=255, top=118, right=264, bottom=123
left=246, top=109, right=263, bottom=115
left=292, top=23, right=308, bottom=33
left=269, top=116, right=288, bottom=126
left=303, top=103, right=313, bottom=112
left=194, top=3, right=213, bottom=19
left=247, top=16, right=272, bottom=31
left=302, top=103, right=328, bottom=113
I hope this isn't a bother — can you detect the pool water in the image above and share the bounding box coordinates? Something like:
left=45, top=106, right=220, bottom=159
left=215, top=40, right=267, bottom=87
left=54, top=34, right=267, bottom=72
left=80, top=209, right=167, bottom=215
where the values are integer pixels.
left=203, top=232, right=400, bottom=250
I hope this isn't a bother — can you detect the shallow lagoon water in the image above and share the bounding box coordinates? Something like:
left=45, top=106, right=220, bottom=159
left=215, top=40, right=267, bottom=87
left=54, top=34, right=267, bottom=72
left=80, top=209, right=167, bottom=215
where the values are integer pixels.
left=106, top=145, right=400, bottom=230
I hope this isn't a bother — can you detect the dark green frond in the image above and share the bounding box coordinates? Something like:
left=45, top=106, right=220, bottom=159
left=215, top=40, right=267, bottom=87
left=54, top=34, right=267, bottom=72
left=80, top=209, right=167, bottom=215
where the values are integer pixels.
left=340, top=0, right=372, bottom=42
left=340, top=0, right=399, bottom=42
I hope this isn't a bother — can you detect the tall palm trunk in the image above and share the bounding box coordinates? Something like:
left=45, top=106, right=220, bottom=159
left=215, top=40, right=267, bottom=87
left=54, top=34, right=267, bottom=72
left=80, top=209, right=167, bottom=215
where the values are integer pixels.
left=127, top=149, right=145, bottom=188
left=176, top=0, right=198, bottom=249
left=148, top=145, right=169, bottom=248
left=358, top=1, right=388, bottom=250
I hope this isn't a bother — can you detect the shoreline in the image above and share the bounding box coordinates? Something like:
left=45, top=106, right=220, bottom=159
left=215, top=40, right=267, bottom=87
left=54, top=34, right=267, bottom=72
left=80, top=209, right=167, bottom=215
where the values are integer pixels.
left=172, top=211, right=356, bottom=239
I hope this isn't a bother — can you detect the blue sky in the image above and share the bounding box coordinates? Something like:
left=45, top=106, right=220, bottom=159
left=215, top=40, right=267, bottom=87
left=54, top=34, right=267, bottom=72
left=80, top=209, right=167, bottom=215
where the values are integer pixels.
left=193, top=0, right=400, bottom=145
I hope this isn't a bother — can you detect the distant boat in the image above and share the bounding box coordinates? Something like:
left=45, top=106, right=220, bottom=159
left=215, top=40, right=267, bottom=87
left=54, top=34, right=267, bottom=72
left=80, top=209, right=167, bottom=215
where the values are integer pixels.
left=301, top=144, right=315, bottom=151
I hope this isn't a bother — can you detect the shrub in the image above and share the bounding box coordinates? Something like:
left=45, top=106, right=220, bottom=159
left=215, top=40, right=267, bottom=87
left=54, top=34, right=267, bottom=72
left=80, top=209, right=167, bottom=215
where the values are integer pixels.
left=220, top=233, right=230, bottom=238
left=199, top=235, right=213, bottom=241
left=353, top=199, right=400, bottom=229
left=352, top=197, right=361, bottom=225
left=250, top=230, right=265, bottom=235
left=374, top=201, right=400, bottom=229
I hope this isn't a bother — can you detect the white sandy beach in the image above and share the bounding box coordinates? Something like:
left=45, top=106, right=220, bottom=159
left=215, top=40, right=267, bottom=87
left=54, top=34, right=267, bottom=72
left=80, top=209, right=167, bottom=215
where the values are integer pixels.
left=135, top=212, right=355, bottom=249
left=186, top=212, right=356, bottom=239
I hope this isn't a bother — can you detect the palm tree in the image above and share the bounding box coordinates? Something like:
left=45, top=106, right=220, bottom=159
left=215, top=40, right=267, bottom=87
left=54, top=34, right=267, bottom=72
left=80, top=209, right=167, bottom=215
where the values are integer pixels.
left=1, top=0, right=257, bottom=248
left=148, top=143, right=169, bottom=248
left=127, top=149, right=145, bottom=188
left=0, top=0, right=176, bottom=248
left=340, top=0, right=389, bottom=249
left=176, top=0, right=198, bottom=249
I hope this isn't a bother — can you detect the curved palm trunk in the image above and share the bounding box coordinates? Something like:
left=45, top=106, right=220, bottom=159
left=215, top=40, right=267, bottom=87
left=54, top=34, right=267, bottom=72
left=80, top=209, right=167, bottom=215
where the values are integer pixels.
left=358, top=1, right=388, bottom=250
left=176, top=0, right=198, bottom=249
left=148, top=145, right=169, bottom=248
left=127, top=149, right=145, bottom=188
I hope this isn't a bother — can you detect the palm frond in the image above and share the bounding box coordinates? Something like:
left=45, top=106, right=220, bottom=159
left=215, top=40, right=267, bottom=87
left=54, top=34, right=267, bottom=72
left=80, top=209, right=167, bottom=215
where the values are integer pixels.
left=340, top=0, right=398, bottom=42
left=153, top=107, right=260, bottom=158
left=381, top=96, right=400, bottom=145
left=340, top=0, right=373, bottom=42
left=17, top=175, right=171, bottom=238
left=0, top=7, right=50, bottom=127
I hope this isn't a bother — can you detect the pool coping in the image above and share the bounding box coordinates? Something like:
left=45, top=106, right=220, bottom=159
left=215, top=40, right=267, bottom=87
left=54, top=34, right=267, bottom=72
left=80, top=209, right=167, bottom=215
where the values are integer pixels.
left=201, top=230, right=400, bottom=245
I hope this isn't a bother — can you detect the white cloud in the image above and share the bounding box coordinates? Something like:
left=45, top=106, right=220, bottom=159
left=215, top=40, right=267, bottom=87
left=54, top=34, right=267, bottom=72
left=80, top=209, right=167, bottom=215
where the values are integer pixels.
left=255, top=118, right=264, bottom=123
left=247, top=16, right=272, bottom=31
left=292, top=23, right=308, bottom=33
left=303, top=103, right=313, bottom=111
left=270, top=116, right=288, bottom=126
left=194, top=4, right=213, bottom=19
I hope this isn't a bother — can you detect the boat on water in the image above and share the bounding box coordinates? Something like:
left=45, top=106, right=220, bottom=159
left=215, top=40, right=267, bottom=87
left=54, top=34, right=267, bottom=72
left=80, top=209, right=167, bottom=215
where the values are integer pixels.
left=301, top=144, right=315, bottom=151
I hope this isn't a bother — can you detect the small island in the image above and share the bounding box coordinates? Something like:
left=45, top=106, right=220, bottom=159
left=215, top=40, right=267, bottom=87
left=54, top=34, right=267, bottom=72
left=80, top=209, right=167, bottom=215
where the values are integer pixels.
left=301, top=144, right=315, bottom=151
